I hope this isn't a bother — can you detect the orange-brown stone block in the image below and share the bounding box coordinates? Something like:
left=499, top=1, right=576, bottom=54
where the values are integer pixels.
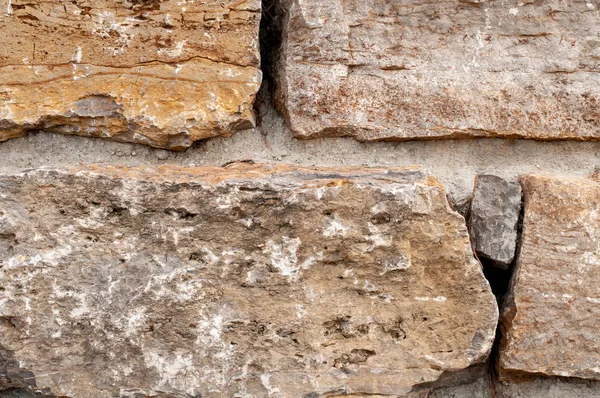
left=0, top=0, right=262, bottom=149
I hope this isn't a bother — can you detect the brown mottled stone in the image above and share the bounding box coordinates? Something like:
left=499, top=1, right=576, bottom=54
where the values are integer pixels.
left=275, top=0, right=600, bottom=141
left=0, top=164, right=497, bottom=398
left=0, top=0, right=262, bottom=150
left=500, top=174, right=600, bottom=380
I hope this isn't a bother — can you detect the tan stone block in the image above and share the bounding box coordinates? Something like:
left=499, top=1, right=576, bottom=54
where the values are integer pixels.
left=500, top=174, right=600, bottom=380
left=0, top=164, right=497, bottom=397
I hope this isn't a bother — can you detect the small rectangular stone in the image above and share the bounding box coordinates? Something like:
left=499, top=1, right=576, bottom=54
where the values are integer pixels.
left=469, top=175, right=521, bottom=269
left=0, top=164, right=497, bottom=398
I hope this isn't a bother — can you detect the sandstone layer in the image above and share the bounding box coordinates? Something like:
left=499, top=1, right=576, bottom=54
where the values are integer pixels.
left=469, top=175, right=521, bottom=269
left=0, top=164, right=497, bottom=397
left=500, top=174, right=600, bottom=380
left=0, top=0, right=262, bottom=150
left=276, top=0, right=600, bottom=141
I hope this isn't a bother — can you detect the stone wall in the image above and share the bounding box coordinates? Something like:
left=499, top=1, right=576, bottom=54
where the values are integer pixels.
left=2, top=1, right=600, bottom=398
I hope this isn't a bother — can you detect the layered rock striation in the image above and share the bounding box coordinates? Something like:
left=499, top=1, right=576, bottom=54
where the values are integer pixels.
left=0, top=0, right=262, bottom=149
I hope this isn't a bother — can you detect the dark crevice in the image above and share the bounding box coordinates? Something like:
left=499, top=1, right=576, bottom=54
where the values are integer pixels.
left=478, top=185, right=525, bottom=398
left=254, top=0, right=284, bottom=126
left=258, top=0, right=282, bottom=91
left=486, top=325, right=503, bottom=398
left=510, top=185, right=526, bottom=290
left=481, top=259, right=513, bottom=304
left=163, top=207, right=197, bottom=220
left=481, top=274, right=508, bottom=398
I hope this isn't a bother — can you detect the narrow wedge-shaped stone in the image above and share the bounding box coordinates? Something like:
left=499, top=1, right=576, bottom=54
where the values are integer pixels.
left=0, top=164, right=497, bottom=397
left=469, top=175, right=521, bottom=269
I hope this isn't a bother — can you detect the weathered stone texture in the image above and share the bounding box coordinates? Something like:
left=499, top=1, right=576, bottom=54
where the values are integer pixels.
left=0, top=0, right=262, bottom=149
left=496, top=377, right=600, bottom=398
left=469, top=175, right=521, bottom=269
left=276, top=0, right=600, bottom=141
left=0, top=164, right=497, bottom=397
left=500, top=175, right=600, bottom=380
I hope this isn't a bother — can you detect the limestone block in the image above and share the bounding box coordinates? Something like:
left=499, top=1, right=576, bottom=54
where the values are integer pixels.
left=0, top=164, right=497, bottom=397
left=276, top=0, right=600, bottom=141
left=0, top=0, right=262, bottom=150
left=500, top=174, right=600, bottom=380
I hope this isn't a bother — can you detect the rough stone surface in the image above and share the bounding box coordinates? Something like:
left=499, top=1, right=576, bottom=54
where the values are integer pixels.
left=500, top=174, right=600, bottom=381
left=12, top=375, right=600, bottom=398
left=496, top=377, right=600, bottom=398
left=0, top=164, right=497, bottom=397
left=276, top=0, right=600, bottom=141
left=469, top=174, right=522, bottom=269
left=0, top=0, right=262, bottom=150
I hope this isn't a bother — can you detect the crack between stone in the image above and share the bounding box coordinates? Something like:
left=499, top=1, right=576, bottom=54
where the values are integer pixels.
left=0, top=55, right=258, bottom=71
left=479, top=181, right=525, bottom=397
left=0, top=71, right=258, bottom=87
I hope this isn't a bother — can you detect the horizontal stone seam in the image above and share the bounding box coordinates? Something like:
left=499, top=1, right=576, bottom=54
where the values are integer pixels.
left=1, top=72, right=261, bottom=87
left=286, top=60, right=600, bottom=75
left=0, top=55, right=259, bottom=70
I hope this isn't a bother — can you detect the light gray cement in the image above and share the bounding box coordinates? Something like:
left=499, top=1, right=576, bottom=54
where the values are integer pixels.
left=430, top=377, right=491, bottom=398
left=1, top=93, right=600, bottom=205
left=496, top=378, right=600, bottom=398
left=428, top=376, right=600, bottom=398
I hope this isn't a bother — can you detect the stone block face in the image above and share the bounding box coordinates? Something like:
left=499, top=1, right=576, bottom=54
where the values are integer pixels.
left=276, top=0, right=600, bottom=141
left=500, top=175, right=600, bottom=380
left=0, top=164, right=497, bottom=397
left=0, top=0, right=262, bottom=150
left=469, top=175, right=521, bottom=269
